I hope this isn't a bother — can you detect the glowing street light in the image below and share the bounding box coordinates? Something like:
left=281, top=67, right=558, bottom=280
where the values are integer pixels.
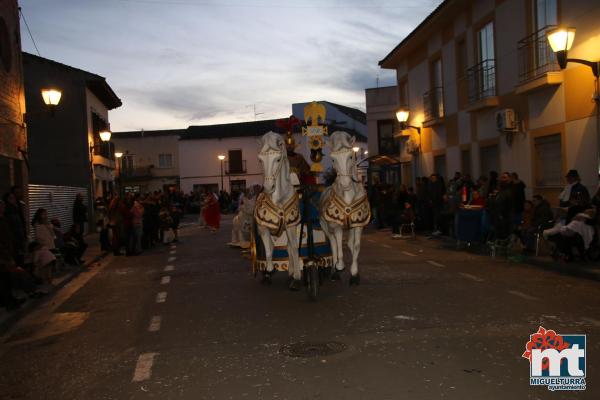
left=99, top=130, right=112, bottom=142
left=218, top=154, right=226, bottom=191
left=115, top=152, right=123, bottom=158
left=41, top=88, right=62, bottom=106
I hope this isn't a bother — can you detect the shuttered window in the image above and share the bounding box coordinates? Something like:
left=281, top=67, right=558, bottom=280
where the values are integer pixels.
left=534, top=134, right=562, bottom=186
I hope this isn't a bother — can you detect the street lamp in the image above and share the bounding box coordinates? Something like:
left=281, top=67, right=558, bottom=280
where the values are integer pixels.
left=547, top=26, right=600, bottom=174
left=218, top=154, right=225, bottom=192
left=115, top=152, right=123, bottom=195
left=41, top=88, right=62, bottom=106
left=396, top=108, right=421, bottom=135
left=99, top=130, right=112, bottom=142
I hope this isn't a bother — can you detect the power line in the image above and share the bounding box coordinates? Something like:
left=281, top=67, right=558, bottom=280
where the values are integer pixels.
left=19, top=7, right=40, bottom=56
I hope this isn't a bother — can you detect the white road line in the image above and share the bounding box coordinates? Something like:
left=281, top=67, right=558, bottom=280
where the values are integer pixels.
left=170, top=245, right=176, bottom=250
left=156, top=292, right=168, bottom=303
left=427, top=260, right=445, bottom=267
left=132, top=353, right=158, bottom=382
left=148, top=316, right=162, bottom=332
left=160, top=276, right=171, bottom=285
left=367, top=239, right=376, bottom=243
left=507, top=290, right=539, bottom=301
left=581, top=317, right=600, bottom=327
left=459, top=272, right=484, bottom=282
left=168, top=256, right=176, bottom=262
left=164, top=265, right=175, bottom=272
left=402, top=251, right=417, bottom=257
left=169, top=250, right=176, bottom=255
left=382, top=244, right=391, bottom=249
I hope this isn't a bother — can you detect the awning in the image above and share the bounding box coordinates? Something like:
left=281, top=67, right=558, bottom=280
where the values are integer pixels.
left=358, top=154, right=401, bottom=167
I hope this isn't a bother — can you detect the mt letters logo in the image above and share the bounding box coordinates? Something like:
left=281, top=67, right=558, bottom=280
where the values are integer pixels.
left=522, top=326, right=586, bottom=391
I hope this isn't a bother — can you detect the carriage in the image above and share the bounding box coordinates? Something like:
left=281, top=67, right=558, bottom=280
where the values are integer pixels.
left=250, top=130, right=370, bottom=300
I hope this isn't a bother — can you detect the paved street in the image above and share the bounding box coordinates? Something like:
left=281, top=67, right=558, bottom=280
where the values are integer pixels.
left=0, top=216, right=599, bottom=399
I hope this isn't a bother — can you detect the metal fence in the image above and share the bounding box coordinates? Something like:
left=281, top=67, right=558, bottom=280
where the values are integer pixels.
left=28, top=184, right=88, bottom=237
left=467, top=59, right=496, bottom=103
left=518, top=25, right=560, bottom=84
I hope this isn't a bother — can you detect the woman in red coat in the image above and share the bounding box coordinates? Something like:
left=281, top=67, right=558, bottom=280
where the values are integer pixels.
left=203, top=192, right=221, bottom=232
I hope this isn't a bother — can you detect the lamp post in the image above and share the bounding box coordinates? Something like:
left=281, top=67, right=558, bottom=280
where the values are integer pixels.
left=218, top=154, right=226, bottom=192
left=89, top=130, right=112, bottom=199
left=115, top=152, right=123, bottom=195
left=41, top=88, right=62, bottom=115
left=547, top=27, right=600, bottom=175
left=396, top=108, right=422, bottom=177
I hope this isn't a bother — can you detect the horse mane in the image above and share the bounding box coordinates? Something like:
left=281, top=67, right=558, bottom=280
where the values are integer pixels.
left=259, top=131, right=285, bottom=153
left=329, top=131, right=354, bottom=152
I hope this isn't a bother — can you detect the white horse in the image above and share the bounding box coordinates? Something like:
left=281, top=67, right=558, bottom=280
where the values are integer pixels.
left=320, top=131, right=370, bottom=285
left=254, top=132, right=303, bottom=290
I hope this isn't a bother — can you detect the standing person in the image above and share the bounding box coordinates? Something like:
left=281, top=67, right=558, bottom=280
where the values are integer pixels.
left=487, top=171, right=498, bottom=198
left=130, top=195, right=144, bottom=255
left=170, top=203, right=182, bottom=243
left=487, top=172, right=514, bottom=240
left=511, top=172, right=526, bottom=222
left=3, top=192, right=27, bottom=266
left=203, top=190, right=221, bottom=232
left=429, top=173, right=446, bottom=236
left=107, top=196, right=122, bottom=256
left=73, top=193, right=87, bottom=235
left=159, top=205, right=173, bottom=244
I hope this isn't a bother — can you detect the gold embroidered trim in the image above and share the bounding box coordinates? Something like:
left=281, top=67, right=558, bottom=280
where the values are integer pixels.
left=321, top=190, right=370, bottom=228
left=254, top=192, right=301, bottom=236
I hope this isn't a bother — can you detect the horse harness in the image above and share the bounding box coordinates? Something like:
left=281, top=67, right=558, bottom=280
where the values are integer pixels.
left=254, top=192, right=300, bottom=237
left=321, top=189, right=370, bottom=229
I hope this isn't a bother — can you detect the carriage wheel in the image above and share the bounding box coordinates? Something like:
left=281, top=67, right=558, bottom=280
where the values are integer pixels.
left=305, top=265, right=319, bottom=301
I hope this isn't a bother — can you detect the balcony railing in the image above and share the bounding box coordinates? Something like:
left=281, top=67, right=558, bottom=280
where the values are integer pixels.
left=225, top=160, right=247, bottom=174
left=467, top=59, right=496, bottom=104
left=93, top=141, right=116, bottom=161
left=121, top=166, right=153, bottom=179
left=518, top=25, right=560, bottom=84
left=423, top=86, right=444, bottom=122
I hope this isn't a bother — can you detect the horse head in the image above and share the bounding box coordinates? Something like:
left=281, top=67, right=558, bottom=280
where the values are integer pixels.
left=328, top=131, right=358, bottom=189
left=258, top=131, right=289, bottom=194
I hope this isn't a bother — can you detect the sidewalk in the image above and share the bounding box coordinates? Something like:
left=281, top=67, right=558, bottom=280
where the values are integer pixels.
left=0, top=232, right=109, bottom=335
left=369, top=228, right=600, bottom=282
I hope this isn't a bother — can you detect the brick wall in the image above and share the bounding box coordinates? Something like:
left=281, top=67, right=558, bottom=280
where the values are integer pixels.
left=0, top=0, right=27, bottom=160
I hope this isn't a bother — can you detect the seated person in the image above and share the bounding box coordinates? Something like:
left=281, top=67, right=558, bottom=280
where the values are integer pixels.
left=63, top=224, right=88, bottom=265
left=27, top=241, right=55, bottom=290
left=469, top=189, right=486, bottom=207
left=543, top=210, right=595, bottom=261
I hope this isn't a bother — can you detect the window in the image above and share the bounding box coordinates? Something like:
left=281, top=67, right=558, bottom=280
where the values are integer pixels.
left=121, top=154, right=134, bottom=175
left=231, top=179, right=246, bottom=193
left=456, top=39, right=467, bottom=78
left=0, top=18, right=12, bottom=73
left=534, top=0, right=557, bottom=30
left=461, top=149, right=471, bottom=176
left=477, top=22, right=495, bottom=94
left=158, top=153, right=173, bottom=168
left=227, top=149, right=244, bottom=174
left=377, top=119, right=399, bottom=156
left=534, top=134, right=562, bottom=186
left=434, top=154, right=447, bottom=179
left=480, top=144, right=499, bottom=177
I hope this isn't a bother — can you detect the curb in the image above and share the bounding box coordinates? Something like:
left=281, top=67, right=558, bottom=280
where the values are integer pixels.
left=0, top=251, right=110, bottom=336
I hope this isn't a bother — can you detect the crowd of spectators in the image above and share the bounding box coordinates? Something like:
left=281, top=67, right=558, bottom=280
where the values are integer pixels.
left=368, top=169, right=600, bottom=261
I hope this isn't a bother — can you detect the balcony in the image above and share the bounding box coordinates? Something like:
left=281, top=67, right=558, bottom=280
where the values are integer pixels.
left=466, top=59, right=498, bottom=111
left=225, top=160, right=247, bottom=174
left=121, top=166, right=153, bottom=180
left=423, top=86, right=444, bottom=126
left=516, top=25, right=562, bottom=94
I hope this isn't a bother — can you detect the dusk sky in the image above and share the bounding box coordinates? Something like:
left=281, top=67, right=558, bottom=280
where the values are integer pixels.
left=19, top=0, right=443, bottom=131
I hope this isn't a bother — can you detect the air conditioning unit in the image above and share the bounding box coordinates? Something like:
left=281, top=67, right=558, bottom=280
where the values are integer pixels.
left=495, top=109, right=517, bottom=131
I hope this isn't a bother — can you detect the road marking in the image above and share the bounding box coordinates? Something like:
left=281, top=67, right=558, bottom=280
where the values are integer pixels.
left=402, top=251, right=417, bottom=257
left=382, top=244, right=391, bottom=249
left=132, top=353, right=158, bottom=382
left=148, top=316, right=162, bottom=332
left=170, top=245, right=176, bottom=250
left=394, top=315, right=416, bottom=320
left=164, top=265, right=174, bottom=272
left=459, top=272, right=484, bottom=282
left=168, top=256, right=176, bottom=262
left=581, top=317, right=600, bottom=327
left=427, top=260, right=445, bottom=267
left=169, top=250, right=176, bottom=255
left=508, top=290, right=539, bottom=301
left=156, top=292, right=168, bottom=303
left=367, top=239, right=376, bottom=243
left=160, top=276, right=171, bottom=285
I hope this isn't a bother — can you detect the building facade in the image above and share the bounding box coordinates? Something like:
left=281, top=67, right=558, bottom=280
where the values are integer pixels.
left=111, top=129, right=182, bottom=194
left=0, top=0, right=27, bottom=196
left=23, top=53, right=122, bottom=223
left=373, top=0, right=599, bottom=203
